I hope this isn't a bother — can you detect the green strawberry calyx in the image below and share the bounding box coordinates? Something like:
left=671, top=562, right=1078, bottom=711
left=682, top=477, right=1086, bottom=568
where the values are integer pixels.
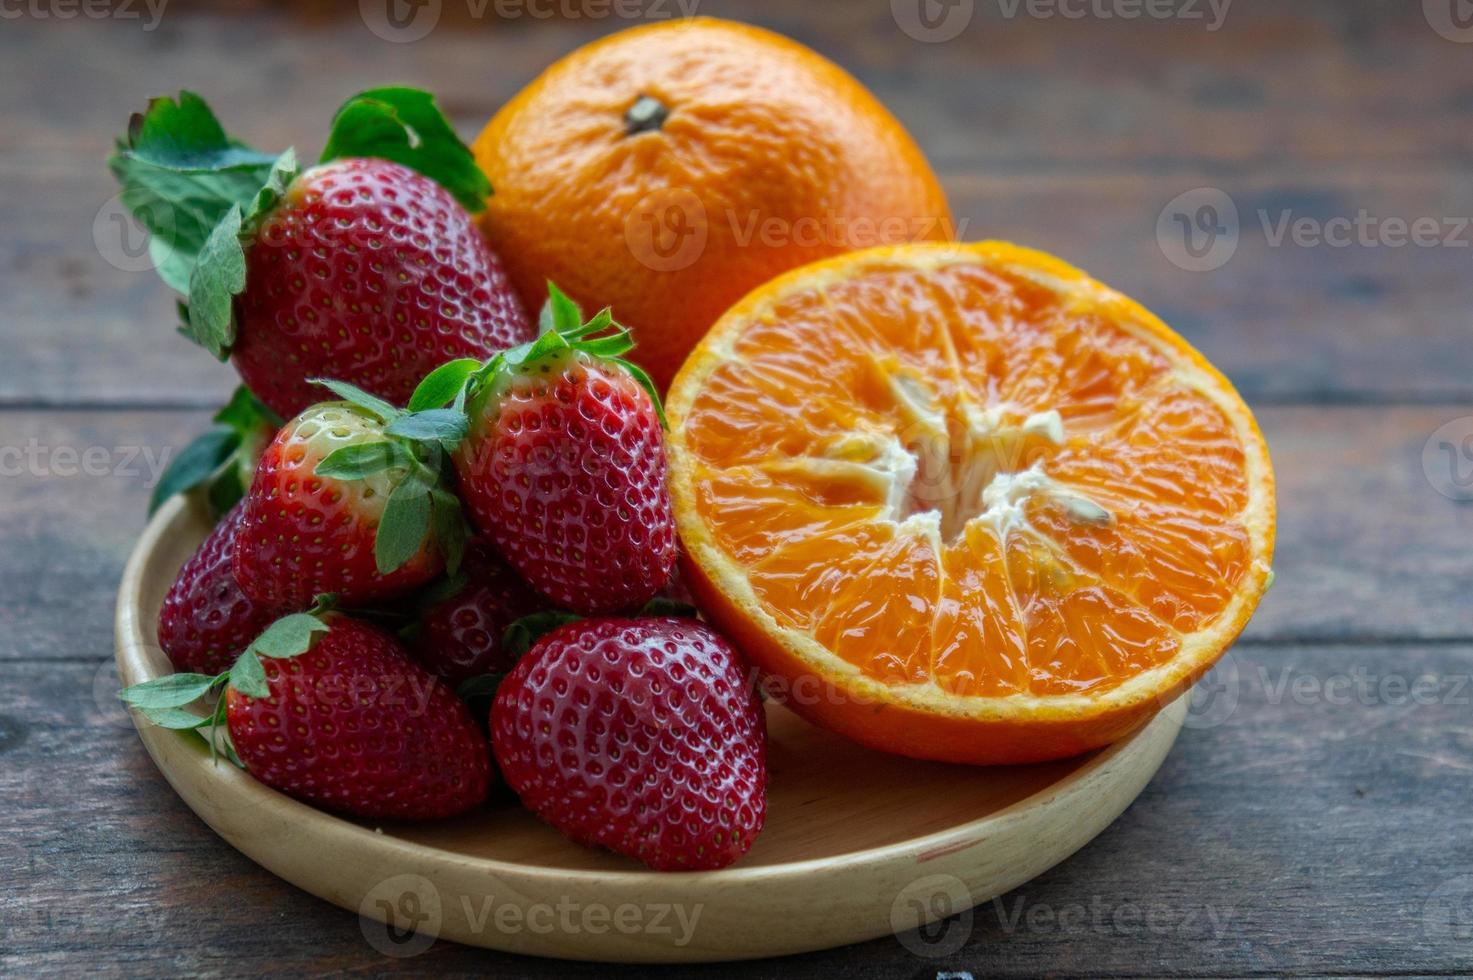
left=420, top=283, right=667, bottom=429
left=150, top=385, right=280, bottom=517
left=109, top=88, right=491, bottom=362
left=309, top=379, right=472, bottom=578
left=118, top=599, right=335, bottom=766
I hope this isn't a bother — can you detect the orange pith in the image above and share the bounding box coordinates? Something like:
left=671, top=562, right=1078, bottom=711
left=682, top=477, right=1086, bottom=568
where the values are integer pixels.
left=667, top=242, right=1276, bottom=765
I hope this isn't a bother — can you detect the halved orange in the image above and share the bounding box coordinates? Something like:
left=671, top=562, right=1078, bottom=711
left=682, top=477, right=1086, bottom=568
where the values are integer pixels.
left=667, top=242, right=1275, bottom=765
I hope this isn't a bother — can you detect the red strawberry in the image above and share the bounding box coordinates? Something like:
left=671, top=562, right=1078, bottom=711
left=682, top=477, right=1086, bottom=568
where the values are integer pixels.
left=234, top=397, right=459, bottom=608
left=224, top=612, right=491, bottom=820
left=157, top=503, right=288, bottom=675
left=230, top=157, right=531, bottom=418
left=109, top=89, right=532, bottom=420
left=453, top=288, right=676, bottom=614
left=412, top=542, right=547, bottom=683
left=491, top=617, right=767, bottom=870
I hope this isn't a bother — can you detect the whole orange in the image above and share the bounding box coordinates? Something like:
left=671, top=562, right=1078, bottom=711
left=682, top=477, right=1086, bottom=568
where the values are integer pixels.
left=472, top=17, right=953, bottom=390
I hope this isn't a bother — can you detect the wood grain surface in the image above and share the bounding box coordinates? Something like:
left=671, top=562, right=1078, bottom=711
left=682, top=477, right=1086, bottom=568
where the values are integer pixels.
left=3, top=0, right=1471, bottom=975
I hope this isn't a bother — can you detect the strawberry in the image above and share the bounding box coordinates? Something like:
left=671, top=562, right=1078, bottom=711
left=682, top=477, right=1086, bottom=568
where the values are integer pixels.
left=233, top=384, right=471, bottom=608
left=449, top=287, right=677, bottom=615
left=157, top=503, right=289, bottom=675
left=109, top=88, right=532, bottom=420
left=229, top=156, right=530, bottom=418
left=491, top=617, right=767, bottom=870
left=411, top=542, right=547, bottom=683
left=123, top=609, right=492, bottom=821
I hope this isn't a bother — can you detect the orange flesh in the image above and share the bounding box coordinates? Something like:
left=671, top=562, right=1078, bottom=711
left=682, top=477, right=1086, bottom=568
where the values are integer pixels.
left=680, top=259, right=1255, bottom=701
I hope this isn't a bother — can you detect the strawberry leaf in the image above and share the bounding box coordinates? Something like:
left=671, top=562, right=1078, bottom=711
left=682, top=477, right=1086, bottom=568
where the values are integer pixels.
left=385, top=409, right=468, bottom=449
left=611, top=357, right=668, bottom=430
left=183, top=205, right=245, bottom=359
left=429, top=488, right=468, bottom=576
left=641, top=597, right=699, bottom=618
left=456, top=673, right=506, bottom=716
left=474, top=283, right=667, bottom=428
left=503, top=611, right=581, bottom=658
left=141, top=706, right=215, bottom=730
left=409, top=358, right=482, bottom=411
left=313, top=378, right=402, bottom=423
left=148, top=427, right=237, bottom=515
left=118, top=672, right=219, bottom=709
left=320, top=87, right=491, bottom=214
left=248, top=612, right=329, bottom=659
left=177, top=149, right=299, bottom=360
left=315, top=441, right=413, bottom=480
left=108, top=91, right=281, bottom=294
left=377, top=475, right=433, bottom=575
left=149, top=386, right=279, bottom=516
left=540, top=282, right=583, bottom=336
left=228, top=649, right=270, bottom=698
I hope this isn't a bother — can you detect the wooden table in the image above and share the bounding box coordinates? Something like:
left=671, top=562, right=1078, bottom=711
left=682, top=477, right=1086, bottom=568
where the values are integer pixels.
left=4, top=1, right=1471, bottom=975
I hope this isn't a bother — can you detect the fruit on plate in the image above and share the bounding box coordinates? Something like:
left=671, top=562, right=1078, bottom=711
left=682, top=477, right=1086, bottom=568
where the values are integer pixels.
left=412, top=541, right=547, bottom=683
left=473, top=17, right=952, bottom=390
left=124, top=610, right=492, bottom=820
left=109, top=88, right=532, bottom=420
left=491, top=617, right=767, bottom=870
left=452, top=287, right=677, bottom=614
left=666, top=241, right=1277, bottom=765
left=233, top=389, right=470, bottom=608
left=157, top=502, right=288, bottom=675
left=229, top=155, right=531, bottom=418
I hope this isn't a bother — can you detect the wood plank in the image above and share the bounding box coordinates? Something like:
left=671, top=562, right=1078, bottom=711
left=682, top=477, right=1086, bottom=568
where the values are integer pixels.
left=2, top=1, right=1470, bottom=405
left=4, top=641, right=1469, bottom=976
left=3, top=0, right=1468, bottom=168
left=2, top=405, right=1471, bottom=651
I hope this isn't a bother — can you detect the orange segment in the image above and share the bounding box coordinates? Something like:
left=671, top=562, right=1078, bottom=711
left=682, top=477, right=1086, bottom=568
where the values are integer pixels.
left=668, top=242, right=1276, bottom=765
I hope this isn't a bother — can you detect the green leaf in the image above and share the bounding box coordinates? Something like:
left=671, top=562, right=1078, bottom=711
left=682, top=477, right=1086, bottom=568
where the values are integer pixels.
left=241, top=148, right=299, bottom=231
left=385, top=409, right=468, bottom=449
left=429, top=488, right=468, bottom=576
left=376, top=476, right=432, bottom=575
left=248, top=612, right=329, bottom=659
left=215, top=384, right=280, bottom=432
left=148, top=426, right=238, bottom=515
left=417, top=571, right=468, bottom=609
left=611, top=358, right=667, bottom=429
left=228, top=649, right=270, bottom=698
left=315, top=441, right=412, bottom=481
left=540, top=282, right=583, bottom=336
left=319, top=87, right=491, bottom=213
left=140, top=706, right=214, bottom=730
left=456, top=672, right=506, bottom=718
left=503, top=611, right=581, bottom=658
left=641, top=597, right=699, bottom=618
left=119, top=672, right=218, bottom=709
left=108, top=92, right=282, bottom=294
left=170, top=147, right=297, bottom=359
left=184, top=204, right=245, bottom=358
left=313, top=378, right=402, bottom=422
left=408, top=358, right=482, bottom=412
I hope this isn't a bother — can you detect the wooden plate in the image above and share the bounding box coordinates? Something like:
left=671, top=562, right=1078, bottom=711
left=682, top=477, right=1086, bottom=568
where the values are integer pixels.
left=115, top=495, right=1186, bottom=963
